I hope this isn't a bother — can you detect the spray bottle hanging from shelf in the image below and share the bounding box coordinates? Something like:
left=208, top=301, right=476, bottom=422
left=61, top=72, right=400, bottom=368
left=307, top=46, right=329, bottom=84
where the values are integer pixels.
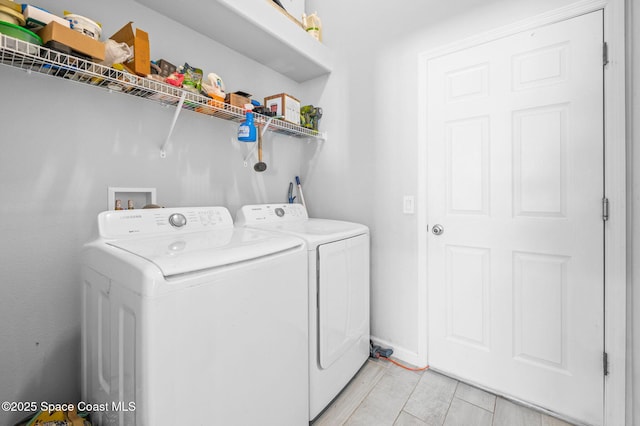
left=237, top=104, right=257, bottom=142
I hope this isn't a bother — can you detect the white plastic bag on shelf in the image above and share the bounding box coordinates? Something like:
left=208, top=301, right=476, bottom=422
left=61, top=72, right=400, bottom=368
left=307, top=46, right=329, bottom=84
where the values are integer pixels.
left=101, top=39, right=133, bottom=67
left=201, top=72, right=226, bottom=99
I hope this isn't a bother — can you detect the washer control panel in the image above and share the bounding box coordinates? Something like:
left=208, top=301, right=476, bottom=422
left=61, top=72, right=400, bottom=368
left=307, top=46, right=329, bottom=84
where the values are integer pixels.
left=236, top=204, right=308, bottom=225
left=98, top=207, right=233, bottom=239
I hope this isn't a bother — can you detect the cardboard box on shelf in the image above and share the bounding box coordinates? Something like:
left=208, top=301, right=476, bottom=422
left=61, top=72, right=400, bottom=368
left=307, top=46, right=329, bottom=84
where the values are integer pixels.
left=264, top=93, right=300, bottom=124
left=225, top=92, right=251, bottom=108
left=37, top=21, right=105, bottom=61
left=110, top=22, right=150, bottom=76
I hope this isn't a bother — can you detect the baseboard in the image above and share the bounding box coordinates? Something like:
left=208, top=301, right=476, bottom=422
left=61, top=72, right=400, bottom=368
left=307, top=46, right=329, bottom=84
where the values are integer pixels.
left=369, top=336, right=427, bottom=368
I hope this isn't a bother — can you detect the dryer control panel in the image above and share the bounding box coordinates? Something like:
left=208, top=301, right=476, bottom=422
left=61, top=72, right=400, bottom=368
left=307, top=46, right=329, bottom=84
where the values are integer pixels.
left=235, top=204, right=308, bottom=226
left=98, top=206, right=233, bottom=239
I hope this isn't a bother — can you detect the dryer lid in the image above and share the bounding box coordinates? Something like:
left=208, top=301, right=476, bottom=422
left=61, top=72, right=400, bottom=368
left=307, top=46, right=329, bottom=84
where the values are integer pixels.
left=246, top=219, right=368, bottom=249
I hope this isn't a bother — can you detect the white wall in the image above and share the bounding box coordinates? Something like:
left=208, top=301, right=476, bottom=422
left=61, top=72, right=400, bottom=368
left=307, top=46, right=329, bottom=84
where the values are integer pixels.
left=0, top=1, right=324, bottom=424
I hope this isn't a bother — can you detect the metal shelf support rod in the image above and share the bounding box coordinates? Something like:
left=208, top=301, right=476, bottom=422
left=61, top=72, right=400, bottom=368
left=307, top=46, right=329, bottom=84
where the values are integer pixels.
left=160, top=92, right=187, bottom=158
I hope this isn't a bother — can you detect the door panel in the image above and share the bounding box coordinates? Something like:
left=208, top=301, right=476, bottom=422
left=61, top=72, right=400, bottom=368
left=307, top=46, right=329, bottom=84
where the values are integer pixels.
left=445, top=245, right=491, bottom=350
left=512, top=251, right=569, bottom=370
left=446, top=117, right=490, bottom=215
left=513, top=104, right=568, bottom=217
left=426, top=11, right=603, bottom=425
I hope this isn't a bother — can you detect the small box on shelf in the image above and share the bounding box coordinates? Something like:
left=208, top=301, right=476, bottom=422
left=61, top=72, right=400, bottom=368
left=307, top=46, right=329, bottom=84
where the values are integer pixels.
left=264, top=93, right=300, bottom=125
left=37, top=21, right=105, bottom=61
left=22, top=5, right=70, bottom=31
left=225, top=92, right=251, bottom=108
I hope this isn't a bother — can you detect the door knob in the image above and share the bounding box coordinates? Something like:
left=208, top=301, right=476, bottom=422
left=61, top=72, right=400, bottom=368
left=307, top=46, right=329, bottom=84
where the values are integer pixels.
left=432, top=224, right=444, bottom=235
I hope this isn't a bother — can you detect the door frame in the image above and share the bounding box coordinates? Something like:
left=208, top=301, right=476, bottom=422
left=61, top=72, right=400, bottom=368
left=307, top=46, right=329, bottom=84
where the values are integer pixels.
left=416, top=0, right=626, bottom=424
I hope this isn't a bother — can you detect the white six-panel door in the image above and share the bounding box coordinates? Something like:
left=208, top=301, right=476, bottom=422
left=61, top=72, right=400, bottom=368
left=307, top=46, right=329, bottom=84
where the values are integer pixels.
left=426, top=11, right=604, bottom=425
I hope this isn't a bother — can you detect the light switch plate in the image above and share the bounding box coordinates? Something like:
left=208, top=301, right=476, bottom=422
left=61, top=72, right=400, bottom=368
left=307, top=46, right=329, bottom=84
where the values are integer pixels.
left=403, top=196, right=415, bottom=214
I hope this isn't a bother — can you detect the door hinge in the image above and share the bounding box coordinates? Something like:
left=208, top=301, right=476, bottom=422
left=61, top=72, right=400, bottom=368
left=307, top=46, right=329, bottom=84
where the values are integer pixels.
left=603, top=351, right=609, bottom=376
left=603, top=42, right=609, bottom=66
left=602, top=197, right=609, bottom=222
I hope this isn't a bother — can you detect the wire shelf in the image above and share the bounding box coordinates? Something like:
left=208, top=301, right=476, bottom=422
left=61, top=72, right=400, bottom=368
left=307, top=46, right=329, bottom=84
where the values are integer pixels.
left=0, top=34, right=326, bottom=140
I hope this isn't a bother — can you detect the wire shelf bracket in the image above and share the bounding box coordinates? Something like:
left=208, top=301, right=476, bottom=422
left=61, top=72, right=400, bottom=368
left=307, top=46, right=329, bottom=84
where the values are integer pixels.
left=160, top=92, right=187, bottom=158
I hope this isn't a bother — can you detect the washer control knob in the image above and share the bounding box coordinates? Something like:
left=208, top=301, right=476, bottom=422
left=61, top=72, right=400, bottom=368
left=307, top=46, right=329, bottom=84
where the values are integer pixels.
left=169, top=213, right=187, bottom=228
left=275, top=208, right=285, bottom=217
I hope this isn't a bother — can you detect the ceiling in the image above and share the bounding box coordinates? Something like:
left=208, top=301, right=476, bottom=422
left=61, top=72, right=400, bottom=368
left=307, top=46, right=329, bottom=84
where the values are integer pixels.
left=304, top=0, right=500, bottom=46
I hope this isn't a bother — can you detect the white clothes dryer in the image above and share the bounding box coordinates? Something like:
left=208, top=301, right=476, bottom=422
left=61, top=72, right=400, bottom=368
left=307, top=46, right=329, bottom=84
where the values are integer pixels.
left=236, top=204, right=370, bottom=421
left=82, top=206, right=308, bottom=426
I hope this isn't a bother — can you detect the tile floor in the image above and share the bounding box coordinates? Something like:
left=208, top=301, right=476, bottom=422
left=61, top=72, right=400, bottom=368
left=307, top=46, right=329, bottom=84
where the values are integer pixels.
left=313, top=358, right=576, bottom=426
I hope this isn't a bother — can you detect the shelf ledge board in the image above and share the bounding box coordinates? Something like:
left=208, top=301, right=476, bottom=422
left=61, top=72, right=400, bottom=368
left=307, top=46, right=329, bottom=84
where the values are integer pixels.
left=135, top=0, right=333, bottom=82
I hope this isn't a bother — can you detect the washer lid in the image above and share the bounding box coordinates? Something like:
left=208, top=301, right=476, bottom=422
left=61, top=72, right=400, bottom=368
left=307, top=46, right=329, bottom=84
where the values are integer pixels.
left=107, top=227, right=303, bottom=277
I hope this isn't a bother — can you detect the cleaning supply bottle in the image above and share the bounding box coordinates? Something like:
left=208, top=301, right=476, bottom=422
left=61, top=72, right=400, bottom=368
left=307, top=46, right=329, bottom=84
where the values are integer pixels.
left=238, top=105, right=257, bottom=142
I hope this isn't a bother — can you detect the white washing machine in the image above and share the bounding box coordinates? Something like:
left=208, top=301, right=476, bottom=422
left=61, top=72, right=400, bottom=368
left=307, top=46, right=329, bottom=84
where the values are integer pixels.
left=81, top=206, right=308, bottom=426
left=236, top=204, right=370, bottom=421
